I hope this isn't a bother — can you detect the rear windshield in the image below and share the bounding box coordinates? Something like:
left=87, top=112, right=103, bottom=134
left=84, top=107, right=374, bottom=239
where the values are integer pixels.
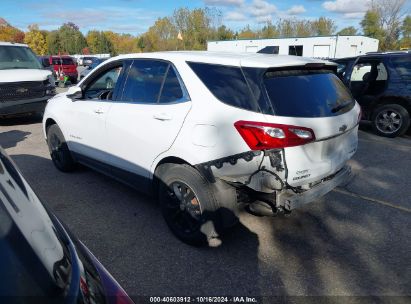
left=390, top=56, right=411, bottom=80
left=51, top=57, right=74, bottom=65
left=263, top=69, right=355, bottom=117
left=188, top=62, right=354, bottom=117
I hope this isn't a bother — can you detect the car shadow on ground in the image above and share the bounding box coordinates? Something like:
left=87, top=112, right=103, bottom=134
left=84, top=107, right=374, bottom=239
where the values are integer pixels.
left=0, top=130, right=31, bottom=149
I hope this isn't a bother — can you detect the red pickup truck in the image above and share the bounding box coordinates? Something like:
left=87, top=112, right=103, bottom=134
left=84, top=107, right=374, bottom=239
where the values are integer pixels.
left=39, top=55, right=78, bottom=84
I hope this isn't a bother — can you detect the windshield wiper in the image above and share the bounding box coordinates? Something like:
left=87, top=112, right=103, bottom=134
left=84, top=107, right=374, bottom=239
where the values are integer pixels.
left=331, top=102, right=352, bottom=113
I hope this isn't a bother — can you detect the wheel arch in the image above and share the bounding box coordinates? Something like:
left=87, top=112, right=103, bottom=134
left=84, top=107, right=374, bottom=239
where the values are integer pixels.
left=44, top=118, right=57, bottom=139
left=151, top=156, right=193, bottom=194
left=372, top=97, right=411, bottom=116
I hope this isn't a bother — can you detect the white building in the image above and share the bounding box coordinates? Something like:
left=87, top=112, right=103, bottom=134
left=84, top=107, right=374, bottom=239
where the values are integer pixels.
left=207, top=35, right=379, bottom=59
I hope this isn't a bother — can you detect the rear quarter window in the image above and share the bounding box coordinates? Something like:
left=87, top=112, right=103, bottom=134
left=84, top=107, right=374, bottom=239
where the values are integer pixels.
left=187, top=62, right=259, bottom=112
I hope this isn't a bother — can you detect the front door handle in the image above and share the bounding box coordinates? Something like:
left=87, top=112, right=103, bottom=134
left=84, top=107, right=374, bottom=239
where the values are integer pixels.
left=94, top=109, right=104, bottom=114
left=153, top=113, right=172, bottom=121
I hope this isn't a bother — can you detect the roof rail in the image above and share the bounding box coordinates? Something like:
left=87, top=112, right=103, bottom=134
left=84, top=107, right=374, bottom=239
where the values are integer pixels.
left=366, top=50, right=410, bottom=55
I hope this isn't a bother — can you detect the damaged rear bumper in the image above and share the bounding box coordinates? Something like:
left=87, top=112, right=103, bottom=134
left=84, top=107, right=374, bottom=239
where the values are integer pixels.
left=277, top=165, right=352, bottom=211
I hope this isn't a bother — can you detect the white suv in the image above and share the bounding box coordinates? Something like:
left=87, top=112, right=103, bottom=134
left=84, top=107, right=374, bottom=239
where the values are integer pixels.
left=43, top=52, right=360, bottom=246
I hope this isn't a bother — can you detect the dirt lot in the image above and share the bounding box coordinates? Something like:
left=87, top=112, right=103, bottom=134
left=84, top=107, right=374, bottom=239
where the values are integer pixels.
left=0, top=115, right=410, bottom=299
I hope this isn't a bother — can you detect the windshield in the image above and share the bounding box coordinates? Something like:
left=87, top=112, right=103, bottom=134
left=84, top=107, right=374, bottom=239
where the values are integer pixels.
left=0, top=45, right=42, bottom=70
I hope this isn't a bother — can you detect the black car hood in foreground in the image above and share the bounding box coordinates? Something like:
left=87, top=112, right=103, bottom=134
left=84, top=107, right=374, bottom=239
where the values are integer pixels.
left=0, top=147, right=134, bottom=304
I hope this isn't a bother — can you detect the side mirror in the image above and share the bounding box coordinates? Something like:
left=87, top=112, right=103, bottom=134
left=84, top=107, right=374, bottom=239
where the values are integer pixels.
left=66, top=86, right=82, bottom=101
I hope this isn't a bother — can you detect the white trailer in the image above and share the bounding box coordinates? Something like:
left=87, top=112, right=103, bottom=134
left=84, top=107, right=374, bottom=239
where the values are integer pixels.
left=207, top=35, right=379, bottom=59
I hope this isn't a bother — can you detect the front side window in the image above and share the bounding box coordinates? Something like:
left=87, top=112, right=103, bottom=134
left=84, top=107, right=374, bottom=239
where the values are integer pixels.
left=84, top=65, right=123, bottom=100
left=0, top=46, right=42, bottom=70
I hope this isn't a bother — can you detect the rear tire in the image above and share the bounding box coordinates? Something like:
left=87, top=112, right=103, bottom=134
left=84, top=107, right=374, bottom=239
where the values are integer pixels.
left=47, top=124, right=76, bottom=172
left=156, top=164, right=223, bottom=247
left=371, top=104, right=410, bottom=138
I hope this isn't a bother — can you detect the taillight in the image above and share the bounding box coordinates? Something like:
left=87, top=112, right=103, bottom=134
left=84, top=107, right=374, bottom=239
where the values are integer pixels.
left=234, top=120, right=315, bottom=150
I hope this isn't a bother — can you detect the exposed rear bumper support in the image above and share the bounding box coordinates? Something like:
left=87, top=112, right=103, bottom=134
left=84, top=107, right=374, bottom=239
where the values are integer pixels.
left=277, top=165, right=352, bottom=211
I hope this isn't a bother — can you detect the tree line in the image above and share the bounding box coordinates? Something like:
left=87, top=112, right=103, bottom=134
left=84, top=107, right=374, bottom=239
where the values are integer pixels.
left=0, top=1, right=409, bottom=56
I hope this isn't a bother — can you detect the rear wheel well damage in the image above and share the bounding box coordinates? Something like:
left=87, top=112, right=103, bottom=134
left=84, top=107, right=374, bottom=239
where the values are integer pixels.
left=194, top=149, right=291, bottom=215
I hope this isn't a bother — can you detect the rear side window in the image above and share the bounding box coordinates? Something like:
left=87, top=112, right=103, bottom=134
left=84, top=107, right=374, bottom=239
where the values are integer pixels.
left=187, top=62, right=258, bottom=112
left=390, top=56, right=411, bottom=80
left=263, top=70, right=355, bottom=117
left=122, top=60, right=168, bottom=103
left=51, top=58, right=74, bottom=65
left=159, top=67, right=184, bottom=103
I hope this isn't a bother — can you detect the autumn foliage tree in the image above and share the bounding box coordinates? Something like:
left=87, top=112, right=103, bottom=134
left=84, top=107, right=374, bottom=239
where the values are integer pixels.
left=1, top=3, right=410, bottom=56
left=0, top=19, right=25, bottom=43
left=24, top=24, right=47, bottom=55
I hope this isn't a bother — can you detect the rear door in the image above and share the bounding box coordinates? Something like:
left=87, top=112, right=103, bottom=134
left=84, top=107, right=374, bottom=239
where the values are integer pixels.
left=260, top=67, right=360, bottom=186
left=105, top=59, right=191, bottom=179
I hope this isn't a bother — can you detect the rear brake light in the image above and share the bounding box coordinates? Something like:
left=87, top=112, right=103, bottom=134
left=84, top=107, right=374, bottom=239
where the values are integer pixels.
left=234, top=120, right=315, bottom=150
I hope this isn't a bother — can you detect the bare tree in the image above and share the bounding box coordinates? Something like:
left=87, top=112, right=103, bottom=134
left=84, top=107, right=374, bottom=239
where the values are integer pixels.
left=370, top=0, right=407, bottom=49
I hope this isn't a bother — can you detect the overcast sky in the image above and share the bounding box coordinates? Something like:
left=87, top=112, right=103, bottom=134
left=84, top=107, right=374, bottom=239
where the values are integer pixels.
left=1, top=0, right=410, bottom=34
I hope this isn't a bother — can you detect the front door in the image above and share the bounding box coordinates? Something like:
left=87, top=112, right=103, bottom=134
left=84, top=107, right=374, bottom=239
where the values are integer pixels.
left=65, top=63, right=125, bottom=163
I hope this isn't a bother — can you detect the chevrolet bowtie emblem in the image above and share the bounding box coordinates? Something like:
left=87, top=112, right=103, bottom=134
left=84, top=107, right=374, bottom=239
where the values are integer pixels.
left=16, top=88, right=28, bottom=93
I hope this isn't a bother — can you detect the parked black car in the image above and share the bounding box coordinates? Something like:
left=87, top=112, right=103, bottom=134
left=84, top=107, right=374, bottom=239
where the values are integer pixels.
left=0, top=147, right=134, bottom=304
left=332, top=52, right=411, bottom=137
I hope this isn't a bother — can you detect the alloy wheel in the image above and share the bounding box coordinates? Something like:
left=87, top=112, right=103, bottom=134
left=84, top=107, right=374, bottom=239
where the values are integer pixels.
left=163, top=181, right=202, bottom=235
left=375, top=109, right=402, bottom=134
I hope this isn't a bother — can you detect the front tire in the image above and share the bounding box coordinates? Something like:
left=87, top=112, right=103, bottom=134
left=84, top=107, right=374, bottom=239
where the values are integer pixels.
left=371, top=104, right=410, bottom=138
left=156, top=164, right=223, bottom=247
left=47, top=124, right=76, bottom=172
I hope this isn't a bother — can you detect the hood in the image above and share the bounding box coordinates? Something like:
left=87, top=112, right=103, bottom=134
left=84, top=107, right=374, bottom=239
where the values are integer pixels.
left=0, top=69, right=51, bottom=83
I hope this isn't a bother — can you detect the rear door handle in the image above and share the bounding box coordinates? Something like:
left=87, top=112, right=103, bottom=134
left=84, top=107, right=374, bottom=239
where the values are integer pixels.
left=153, top=113, right=172, bottom=121
left=94, top=109, right=104, bottom=114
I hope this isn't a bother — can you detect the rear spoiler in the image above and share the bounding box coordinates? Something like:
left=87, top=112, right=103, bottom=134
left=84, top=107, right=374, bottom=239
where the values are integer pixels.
left=264, top=62, right=337, bottom=77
